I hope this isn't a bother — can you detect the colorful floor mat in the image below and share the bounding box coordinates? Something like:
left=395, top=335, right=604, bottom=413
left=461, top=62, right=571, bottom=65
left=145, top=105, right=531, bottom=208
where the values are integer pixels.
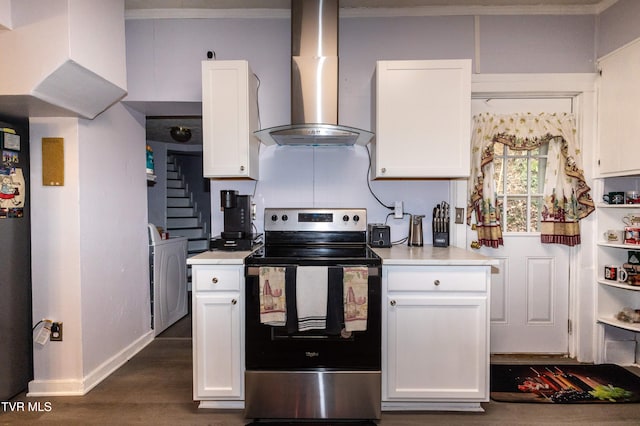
left=491, top=364, right=640, bottom=403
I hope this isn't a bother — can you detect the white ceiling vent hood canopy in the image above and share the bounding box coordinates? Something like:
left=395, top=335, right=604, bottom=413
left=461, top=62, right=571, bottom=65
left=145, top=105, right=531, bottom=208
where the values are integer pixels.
left=255, top=0, right=373, bottom=147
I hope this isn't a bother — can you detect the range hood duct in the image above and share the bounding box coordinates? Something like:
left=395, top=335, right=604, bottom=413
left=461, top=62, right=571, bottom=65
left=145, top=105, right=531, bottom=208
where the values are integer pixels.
left=254, top=0, right=373, bottom=146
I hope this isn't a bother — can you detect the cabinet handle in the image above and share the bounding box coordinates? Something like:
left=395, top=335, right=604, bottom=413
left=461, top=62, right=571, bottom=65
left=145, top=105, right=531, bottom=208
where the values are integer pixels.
left=381, top=167, right=386, bottom=174
left=390, top=300, right=396, bottom=306
left=240, top=165, right=245, bottom=172
left=231, top=299, right=237, bottom=305
left=211, top=277, right=218, bottom=284
left=434, top=279, right=440, bottom=286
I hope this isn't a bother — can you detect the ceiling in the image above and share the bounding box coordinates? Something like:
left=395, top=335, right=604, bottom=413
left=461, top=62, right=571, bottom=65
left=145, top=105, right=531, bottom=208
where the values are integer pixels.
left=137, top=0, right=614, bottom=145
left=126, top=0, right=607, bottom=9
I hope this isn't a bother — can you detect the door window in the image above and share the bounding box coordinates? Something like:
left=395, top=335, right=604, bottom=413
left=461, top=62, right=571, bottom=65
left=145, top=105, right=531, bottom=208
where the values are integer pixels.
left=493, top=143, right=548, bottom=232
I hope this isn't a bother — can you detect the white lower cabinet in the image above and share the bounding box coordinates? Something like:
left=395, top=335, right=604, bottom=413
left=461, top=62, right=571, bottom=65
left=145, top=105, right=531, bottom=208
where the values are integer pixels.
left=382, top=265, right=490, bottom=411
left=192, top=265, right=244, bottom=408
left=190, top=259, right=491, bottom=411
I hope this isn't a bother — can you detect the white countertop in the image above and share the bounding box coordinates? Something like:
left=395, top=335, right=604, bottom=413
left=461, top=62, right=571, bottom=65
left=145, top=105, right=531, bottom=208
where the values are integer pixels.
left=187, top=248, right=256, bottom=265
left=371, top=244, right=498, bottom=266
left=187, top=244, right=496, bottom=266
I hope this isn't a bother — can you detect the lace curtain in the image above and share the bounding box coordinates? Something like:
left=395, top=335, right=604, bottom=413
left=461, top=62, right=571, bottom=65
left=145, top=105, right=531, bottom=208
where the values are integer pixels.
left=467, top=112, right=594, bottom=247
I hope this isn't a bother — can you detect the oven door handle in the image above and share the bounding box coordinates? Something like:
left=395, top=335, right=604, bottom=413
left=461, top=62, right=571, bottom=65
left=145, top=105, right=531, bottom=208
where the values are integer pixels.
left=246, top=266, right=379, bottom=277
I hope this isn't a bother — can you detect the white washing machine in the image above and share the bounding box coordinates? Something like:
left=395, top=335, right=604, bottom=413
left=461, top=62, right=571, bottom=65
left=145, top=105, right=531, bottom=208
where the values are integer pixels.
left=148, top=224, right=188, bottom=335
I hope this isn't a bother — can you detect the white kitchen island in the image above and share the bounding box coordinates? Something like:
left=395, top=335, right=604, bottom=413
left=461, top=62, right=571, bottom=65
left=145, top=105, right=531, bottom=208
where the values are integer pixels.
left=188, top=245, right=496, bottom=412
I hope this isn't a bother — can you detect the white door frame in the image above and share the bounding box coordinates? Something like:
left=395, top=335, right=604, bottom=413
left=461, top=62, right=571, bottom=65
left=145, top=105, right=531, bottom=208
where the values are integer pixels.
left=450, top=73, right=598, bottom=362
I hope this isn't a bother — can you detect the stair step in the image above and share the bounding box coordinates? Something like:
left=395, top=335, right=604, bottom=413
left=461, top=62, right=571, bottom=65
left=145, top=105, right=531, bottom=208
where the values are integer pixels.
left=167, top=171, right=179, bottom=180
left=167, top=217, right=199, bottom=228
left=166, top=227, right=206, bottom=238
left=167, top=207, right=195, bottom=217
left=188, top=239, right=209, bottom=252
left=167, top=179, right=183, bottom=189
left=167, top=188, right=187, bottom=197
left=167, top=197, right=191, bottom=208
left=167, top=162, right=177, bottom=172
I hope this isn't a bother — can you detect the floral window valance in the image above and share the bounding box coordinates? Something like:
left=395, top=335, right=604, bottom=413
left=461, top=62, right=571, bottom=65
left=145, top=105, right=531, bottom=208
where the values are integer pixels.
left=467, top=112, right=594, bottom=247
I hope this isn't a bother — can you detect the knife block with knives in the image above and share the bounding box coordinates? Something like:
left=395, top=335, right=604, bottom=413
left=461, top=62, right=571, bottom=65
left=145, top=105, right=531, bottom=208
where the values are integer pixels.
left=432, top=202, right=450, bottom=248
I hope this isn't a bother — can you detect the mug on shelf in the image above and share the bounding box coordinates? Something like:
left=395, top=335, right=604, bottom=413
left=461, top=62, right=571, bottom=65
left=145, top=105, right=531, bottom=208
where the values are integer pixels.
left=604, top=265, right=628, bottom=282
left=603, top=229, right=624, bottom=243
left=603, top=191, right=625, bottom=204
left=625, top=227, right=640, bottom=245
left=627, top=191, right=640, bottom=204
left=622, top=214, right=640, bottom=226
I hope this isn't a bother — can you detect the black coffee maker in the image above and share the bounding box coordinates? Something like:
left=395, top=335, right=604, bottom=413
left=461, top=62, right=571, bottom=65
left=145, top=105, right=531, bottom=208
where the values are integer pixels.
left=211, top=190, right=261, bottom=250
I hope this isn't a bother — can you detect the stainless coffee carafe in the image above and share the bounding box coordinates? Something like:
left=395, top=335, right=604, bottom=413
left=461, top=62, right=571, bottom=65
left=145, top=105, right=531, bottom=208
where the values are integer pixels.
left=408, top=214, right=425, bottom=246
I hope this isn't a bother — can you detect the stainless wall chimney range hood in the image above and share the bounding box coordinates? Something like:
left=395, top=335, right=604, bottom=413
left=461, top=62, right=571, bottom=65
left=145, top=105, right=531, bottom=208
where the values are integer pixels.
left=254, top=0, right=374, bottom=147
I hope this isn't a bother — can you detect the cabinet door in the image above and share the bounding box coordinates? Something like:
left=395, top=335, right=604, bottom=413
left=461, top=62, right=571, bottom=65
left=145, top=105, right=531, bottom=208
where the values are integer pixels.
left=193, top=292, right=243, bottom=399
left=384, top=294, right=488, bottom=401
left=202, top=60, right=259, bottom=179
left=598, top=39, right=640, bottom=176
left=374, top=60, right=471, bottom=179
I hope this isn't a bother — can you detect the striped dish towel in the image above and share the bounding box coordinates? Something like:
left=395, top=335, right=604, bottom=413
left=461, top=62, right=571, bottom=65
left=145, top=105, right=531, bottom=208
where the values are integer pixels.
left=259, top=266, right=286, bottom=326
left=296, top=266, right=328, bottom=331
left=344, top=266, right=368, bottom=332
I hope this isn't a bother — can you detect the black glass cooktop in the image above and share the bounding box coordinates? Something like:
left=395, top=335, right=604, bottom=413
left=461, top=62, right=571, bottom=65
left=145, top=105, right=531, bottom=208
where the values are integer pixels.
left=245, top=245, right=381, bottom=266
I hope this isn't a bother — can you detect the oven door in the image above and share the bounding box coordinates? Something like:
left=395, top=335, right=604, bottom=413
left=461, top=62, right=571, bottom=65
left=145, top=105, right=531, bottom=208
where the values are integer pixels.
left=244, top=265, right=381, bottom=371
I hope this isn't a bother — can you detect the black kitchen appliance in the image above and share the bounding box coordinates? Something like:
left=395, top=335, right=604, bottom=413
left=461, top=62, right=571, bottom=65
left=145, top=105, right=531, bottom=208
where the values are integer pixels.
left=368, top=223, right=391, bottom=248
left=244, top=208, right=381, bottom=421
left=210, top=190, right=261, bottom=250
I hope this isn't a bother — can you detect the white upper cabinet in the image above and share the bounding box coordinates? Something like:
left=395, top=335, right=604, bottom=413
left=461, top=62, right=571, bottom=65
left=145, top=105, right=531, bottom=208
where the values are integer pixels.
left=372, top=60, right=472, bottom=179
left=598, top=38, right=640, bottom=177
left=202, top=60, right=260, bottom=180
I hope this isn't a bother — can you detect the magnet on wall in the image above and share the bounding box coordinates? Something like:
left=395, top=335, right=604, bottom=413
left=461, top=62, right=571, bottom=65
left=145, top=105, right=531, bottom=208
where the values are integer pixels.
left=42, top=137, right=64, bottom=186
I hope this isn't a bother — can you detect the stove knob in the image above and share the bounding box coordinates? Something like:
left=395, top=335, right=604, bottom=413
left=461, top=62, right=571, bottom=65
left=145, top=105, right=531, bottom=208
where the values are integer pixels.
left=353, top=215, right=360, bottom=222
left=343, top=215, right=349, bottom=222
left=271, top=214, right=278, bottom=222
left=282, top=214, right=288, bottom=221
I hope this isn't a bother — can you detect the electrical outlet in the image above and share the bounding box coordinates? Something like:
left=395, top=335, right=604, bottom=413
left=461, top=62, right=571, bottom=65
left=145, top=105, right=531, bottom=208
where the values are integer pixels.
left=394, top=201, right=404, bottom=219
left=50, top=322, right=63, bottom=341
left=455, top=207, right=464, bottom=224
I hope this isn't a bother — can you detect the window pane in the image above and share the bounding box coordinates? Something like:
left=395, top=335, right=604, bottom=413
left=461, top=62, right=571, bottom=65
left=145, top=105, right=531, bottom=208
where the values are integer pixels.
left=506, top=158, right=528, bottom=194
left=530, top=197, right=543, bottom=232
left=505, top=197, right=527, bottom=232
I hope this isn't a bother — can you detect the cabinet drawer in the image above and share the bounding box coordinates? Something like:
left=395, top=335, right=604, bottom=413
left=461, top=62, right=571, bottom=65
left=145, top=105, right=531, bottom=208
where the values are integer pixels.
left=194, top=266, right=242, bottom=291
left=387, top=266, right=486, bottom=292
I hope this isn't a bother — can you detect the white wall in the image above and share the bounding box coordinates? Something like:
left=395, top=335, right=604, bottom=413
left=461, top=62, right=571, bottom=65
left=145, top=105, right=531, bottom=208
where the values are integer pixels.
left=29, top=104, right=152, bottom=395
left=69, top=0, right=127, bottom=89
left=210, top=145, right=449, bottom=244
left=30, top=117, right=85, bottom=393
left=0, top=0, right=11, bottom=30
left=77, top=104, right=149, bottom=377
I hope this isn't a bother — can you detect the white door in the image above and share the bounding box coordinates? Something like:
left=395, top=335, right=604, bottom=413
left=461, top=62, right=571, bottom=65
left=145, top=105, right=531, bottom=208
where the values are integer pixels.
left=468, top=97, right=572, bottom=354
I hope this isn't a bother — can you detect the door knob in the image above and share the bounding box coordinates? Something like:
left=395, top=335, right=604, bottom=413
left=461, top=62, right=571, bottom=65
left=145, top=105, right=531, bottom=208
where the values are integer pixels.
left=470, top=240, right=481, bottom=249
left=231, top=299, right=237, bottom=305
left=390, top=300, right=396, bottom=306
left=211, top=277, right=219, bottom=284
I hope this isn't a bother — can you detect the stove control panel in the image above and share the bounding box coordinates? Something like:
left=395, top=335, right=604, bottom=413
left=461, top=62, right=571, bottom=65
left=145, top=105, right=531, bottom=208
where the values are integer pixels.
left=264, top=208, right=367, bottom=232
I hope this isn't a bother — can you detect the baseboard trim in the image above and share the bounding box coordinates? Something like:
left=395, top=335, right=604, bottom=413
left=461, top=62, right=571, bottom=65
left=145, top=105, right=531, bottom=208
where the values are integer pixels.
left=198, top=400, right=244, bottom=409
left=382, top=401, right=485, bottom=412
left=27, top=330, right=154, bottom=396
